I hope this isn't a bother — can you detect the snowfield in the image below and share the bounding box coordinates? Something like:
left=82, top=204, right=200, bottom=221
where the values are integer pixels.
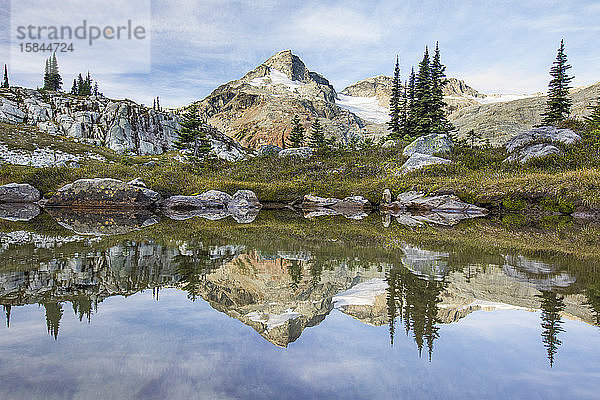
left=332, top=278, right=388, bottom=307
left=249, top=69, right=305, bottom=92
left=336, top=94, right=390, bottom=124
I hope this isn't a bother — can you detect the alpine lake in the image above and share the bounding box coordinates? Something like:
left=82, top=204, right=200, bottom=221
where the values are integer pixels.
left=1, top=206, right=599, bottom=400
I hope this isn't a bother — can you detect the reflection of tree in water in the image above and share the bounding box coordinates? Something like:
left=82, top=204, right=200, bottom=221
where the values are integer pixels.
left=538, top=291, right=566, bottom=367
left=71, top=296, right=97, bottom=323
left=386, top=267, right=445, bottom=360
left=3, top=304, right=11, bottom=328
left=585, top=286, right=600, bottom=327
left=42, top=302, right=63, bottom=340
left=175, top=247, right=229, bottom=301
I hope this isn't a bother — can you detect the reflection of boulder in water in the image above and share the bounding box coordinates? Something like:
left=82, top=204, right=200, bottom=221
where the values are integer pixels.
left=46, top=208, right=159, bottom=235
left=502, top=255, right=576, bottom=291
left=163, top=207, right=259, bottom=223
left=303, top=207, right=368, bottom=220
left=0, top=203, right=41, bottom=221
left=383, top=210, right=482, bottom=227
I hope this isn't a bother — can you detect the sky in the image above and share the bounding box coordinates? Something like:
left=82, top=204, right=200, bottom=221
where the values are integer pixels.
left=0, top=0, right=599, bottom=108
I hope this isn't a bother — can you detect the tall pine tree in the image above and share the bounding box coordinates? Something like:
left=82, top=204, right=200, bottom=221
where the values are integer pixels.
left=540, top=40, right=574, bottom=125
left=288, top=114, right=305, bottom=147
left=430, top=42, right=453, bottom=135
left=309, top=118, right=325, bottom=149
left=406, top=68, right=417, bottom=136
left=174, top=107, right=212, bottom=161
left=388, top=56, right=403, bottom=139
left=43, top=54, right=62, bottom=91
left=414, top=47, right=434, bottom=137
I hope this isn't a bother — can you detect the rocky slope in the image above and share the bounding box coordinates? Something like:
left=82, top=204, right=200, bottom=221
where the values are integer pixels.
left=194, top=50, right=371, bottom=148
left=0, top=87, right=247, bottom=160
left=448, top=82, right=600, bottom=145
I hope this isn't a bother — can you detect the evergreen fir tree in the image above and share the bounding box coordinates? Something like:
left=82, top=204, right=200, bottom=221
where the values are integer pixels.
left=399, top=83, right=409, bottom=138
left=174, top=107, right=212, bottom=161
left=93, top=82, right=99, bottom=96
left=430, top=42, right=453, bottom=135
left=414, top=47, right=434, bottom=137
left=288, top=114, right=305, bottom=147
left=309, top=118, right=326, bottom=148
left=76, top=74, right=84, bottom=95
left=388, top=56, right=403, bottom=139
left=43, top=54, right=62, bottom=91
left=540, top=40, right=574, bottom=125
left=43, top=302, right=63, bottom=340
left=406, top=68, right=417, bottom=136
left=466, top=129, right=482, bottom=147
left=70, top=79, right=77, bottom=95
left=1, top=64, right=9, bottom=88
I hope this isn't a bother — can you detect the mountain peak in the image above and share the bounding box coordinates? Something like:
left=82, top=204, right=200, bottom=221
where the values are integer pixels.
left=262, top=49, right=310, bottom=83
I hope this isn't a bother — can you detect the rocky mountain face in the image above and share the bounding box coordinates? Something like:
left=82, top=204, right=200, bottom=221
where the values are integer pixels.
left=0, top=87, right=247, bottom=160
left=194, top=50, right=369, bottom=148
left=448, top=82, right=600, bottom=145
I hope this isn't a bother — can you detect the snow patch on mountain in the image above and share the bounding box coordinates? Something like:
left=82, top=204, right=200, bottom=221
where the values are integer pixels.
left=247, top=308, right=302, bottom=330
left=249, top=69, right=305, bottom=92
left=336, top=94, right=390, bottom=124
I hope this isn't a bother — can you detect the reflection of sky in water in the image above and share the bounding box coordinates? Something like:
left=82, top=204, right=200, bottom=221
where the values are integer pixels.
left=1, top=289, right=599, bottom=400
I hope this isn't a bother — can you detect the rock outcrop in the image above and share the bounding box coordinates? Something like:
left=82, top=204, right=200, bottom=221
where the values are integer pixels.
left=45, top=178, right=160, bottom=209
left=0, top=87, right=248, bottom=160
left=448, top=82, right=600, bottom=145
left=278, top=147, right=313, bottom=158
left=402, top=133, right=453, bottom=156
left=0, top=183, right=40, bottom=203
left=194, top=50, right=367, bottom=148
left=504, top=126, right=581, bottom=163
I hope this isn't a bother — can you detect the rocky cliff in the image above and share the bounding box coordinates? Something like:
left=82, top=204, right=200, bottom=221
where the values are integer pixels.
left=0, top=87, right=247, bottom=160
left=448, top=82, right=600, bottom=145
left=194, top=50, right=370, bottom=148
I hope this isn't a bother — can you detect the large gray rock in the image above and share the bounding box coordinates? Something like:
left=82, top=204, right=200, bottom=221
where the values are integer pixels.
left=302, top=195, right=371, bottom=219
left=504, top=126, right=581, bottom=163
left=162, top=190, right=233, bottom=211
left=505, top=126, right=581, bottom=153
left=0, top=183, right=41, bottom=203
left=45, top=178, right=160, bottom=209
left=399, top=152, right=452, bottom=174
left=396, top=191, right=488, bottom=216
left=403, top=133, right=453, bottom=156
left=278, top=147, right=313, bottom=158
left=229, top=190, right=261, bottom=211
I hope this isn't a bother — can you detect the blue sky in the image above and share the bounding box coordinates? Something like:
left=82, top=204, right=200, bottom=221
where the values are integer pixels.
left=1, top=0, right=599, bottom=107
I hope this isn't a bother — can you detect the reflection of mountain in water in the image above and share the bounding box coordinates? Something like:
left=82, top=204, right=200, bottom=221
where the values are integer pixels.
left=0, top=223, right=598, bottom=365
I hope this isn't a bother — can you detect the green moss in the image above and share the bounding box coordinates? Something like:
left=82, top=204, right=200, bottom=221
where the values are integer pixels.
left=539, top=197, right=575, bottom=214
left=502, top=196, right=527, bottom=211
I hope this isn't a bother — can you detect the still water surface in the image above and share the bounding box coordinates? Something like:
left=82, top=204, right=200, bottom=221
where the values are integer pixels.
left=0, top=210, right=599, bottom=399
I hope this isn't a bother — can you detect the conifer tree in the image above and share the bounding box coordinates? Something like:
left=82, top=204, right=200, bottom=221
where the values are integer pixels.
left=414, top=47, right=434, bottom=137
left=541, top=40, right=574, bottom=125
left=70, top=79, right=77, bottom=95
left=288, top=114, right=305, bottom=147
left=309, top=118, right=325, bottom=149
left=388, top=56, right=403, bottom=139
left=399, top=83, right=409, bottom=138
left=43, top=54, right=62, bottom=91
left=174, top=107, right=212, bottom=161
left=1, top=64, right=9, bottom=88
left=538, top=291, right=566, bottom=367
left=93, top=82, right=99, bottom=96
left=430, top=42, right=453, bottom=135
left=406, top=68, right=417, bottom=136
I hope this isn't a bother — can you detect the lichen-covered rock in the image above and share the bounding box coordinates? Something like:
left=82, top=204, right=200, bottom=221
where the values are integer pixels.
left=278, top=147, right=313, bottom=158
left=302, top=195, right=339, bottom=208
left=45, top=178, right=160, bottom=209
left=399, top=152, right=452, bottom=173
left=504, top=126, right=580, bottom=163
left=402, top=133, right=453, bottom=156
left=505, top=126, right=581, bottom=153
left=162, top=190, right=233, bottom=212
left=229, top=190, right=261, bottom=211
left=46, top=208, right=158, bottom=235
left=127, top=178, right=148, bottom=188
left=0, top=183, right=40, bottom=203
